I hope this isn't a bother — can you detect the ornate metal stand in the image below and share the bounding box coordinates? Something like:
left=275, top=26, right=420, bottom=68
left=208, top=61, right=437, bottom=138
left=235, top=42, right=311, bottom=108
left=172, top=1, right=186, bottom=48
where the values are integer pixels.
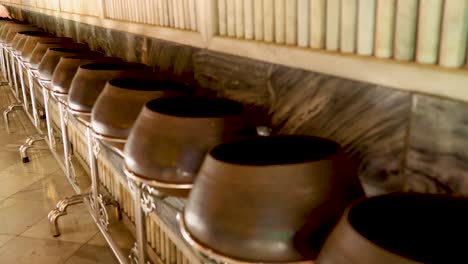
left=47, top=193, right=89, bottom=237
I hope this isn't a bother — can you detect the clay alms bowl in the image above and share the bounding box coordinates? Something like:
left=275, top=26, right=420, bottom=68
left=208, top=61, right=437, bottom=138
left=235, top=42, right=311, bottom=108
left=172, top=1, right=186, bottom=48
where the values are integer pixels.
left=37, top=48, right=101, bottom=81
left=124, top=96, right=250, bottom=197
left=316, top=192, right=468, bottom=264
left=0, top=23, right=36, bottom=43
left=11, top=31, right=59, bottom=55
left=51, top=55, right=123, bottom=96
left=181, top=135, right=364, bottom=262
left=67, top=62, right=151, bottom=118
left=18, top=32, right=72, bottom=59
left=92, top=77, right=192, bottom=148
left=3, top=25, right=39, bottom=46
left=28, top=42, right=89, bottom=69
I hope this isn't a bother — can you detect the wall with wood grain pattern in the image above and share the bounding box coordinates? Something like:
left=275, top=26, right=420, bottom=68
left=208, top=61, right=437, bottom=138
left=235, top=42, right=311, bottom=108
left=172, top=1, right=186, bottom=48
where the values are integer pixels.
left=3, top=2, right=468, bottom=197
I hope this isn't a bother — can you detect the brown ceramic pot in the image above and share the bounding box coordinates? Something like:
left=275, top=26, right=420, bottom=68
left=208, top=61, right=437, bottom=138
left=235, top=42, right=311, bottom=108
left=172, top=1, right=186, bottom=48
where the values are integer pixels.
left=124, top=97, right=250, bottom=197
left=319, top=193, right=468, bottom=263
left=316, top=193, right=468, bottom=264
left=91, top=78, right=192, bottom=149
left=28, top=42, right=89, bottom=69
left=0, top=23, right=35, bottom=42
left=51, top=55, right=122, bottom=96
left=68, top=62, right=152, bottom=117
left=11, top=31, right=58, bottom=55
left=37, top=48, right=101, bottom=81
left=4, top=25, right=39, bottom=46
left=181, top=135, right=364, bottom=262
left=18, top=32, right=72, bottom=59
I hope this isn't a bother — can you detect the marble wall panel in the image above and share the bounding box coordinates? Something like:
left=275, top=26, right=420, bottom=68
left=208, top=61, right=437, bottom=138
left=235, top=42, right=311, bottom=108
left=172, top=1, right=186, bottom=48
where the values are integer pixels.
left=269, top=66, right=412, bottom=195
left=405, top=95, right=468, bottom=194
left=9, top=7, right=468, bottom=197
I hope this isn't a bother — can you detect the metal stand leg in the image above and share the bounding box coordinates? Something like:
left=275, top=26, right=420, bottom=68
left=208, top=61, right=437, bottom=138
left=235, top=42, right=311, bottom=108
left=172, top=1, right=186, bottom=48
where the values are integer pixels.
left=47, top=194, right=89, bottom=237
left=19, top=135, right=48, bottom=163
left=3, top=103, right=23, bottom=133
left=26, top=71, right=40, bottom=127
left=128, top=179, right=148, bottom=264
left=42, top=87, right=56, bottom=148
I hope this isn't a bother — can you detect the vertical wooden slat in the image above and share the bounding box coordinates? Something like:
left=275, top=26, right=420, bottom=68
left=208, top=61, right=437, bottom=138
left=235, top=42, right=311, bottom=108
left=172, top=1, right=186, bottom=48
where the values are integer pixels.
left=160, top=231, right=165, bottom=261
left=157, top=0, right=164, bottom=26
left=394, top=0, right=418, bottom=61
left=162, top=0, right=169, bottom=26
left=297, top=0, right=309, bottom=47
left=326, top=0, right=340, bottom=50
left=170, top=243, right=176, bottom=264
left=178, top=0, right=186, bottom=29
left=285, top=0, right=297, bottom=45
left=168, top=0, right=175, bottom=27
left=155, top=218, right=161, bottom=254
left=183, top=0, right=190, bottom=29
left=274, top=0, right=285, bottom=44
left=188, top=0, right=197, bottom=31
left=310, top=0, right=326, bottom=48
left=226, top=0, right=236, bottom=36
left=254, top=0, right=263, bottom=40
left=439, top=0, right=468, bottom=68
left=416, top=0, right=442, bottom=64
left=375, top=0, right=396, bottom=58
left=341, top=0, right=358, bottom=53
left=164, top=234, right=170, bottom=264
left=235, top=0, right=244, bottom=38
left=244, top=0, right=254, bottom=39
left=176, top=251, right=182, bottom=264
left=218, top=0, right=227, bottom=35
left=263, top=0, right=274, bottom=42
left=173, top=0, right=180, bottom=28
left=357, top=0, right=376, bottom=55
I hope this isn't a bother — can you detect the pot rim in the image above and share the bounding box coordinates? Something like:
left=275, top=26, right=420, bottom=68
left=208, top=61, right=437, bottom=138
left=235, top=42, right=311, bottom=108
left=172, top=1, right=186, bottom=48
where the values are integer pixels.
left=79, top=62, right=149, bottom=71
left=144, top=96, right=245, bottom=118
left=123, top=166, right=194, bottom=190
left=338, top=192, right=468, bottom=263
left=207, top=135, right=341, bottom=166
left=178, top=211, right=316, bottom=264
left=107, top=77, right=191, bottom=92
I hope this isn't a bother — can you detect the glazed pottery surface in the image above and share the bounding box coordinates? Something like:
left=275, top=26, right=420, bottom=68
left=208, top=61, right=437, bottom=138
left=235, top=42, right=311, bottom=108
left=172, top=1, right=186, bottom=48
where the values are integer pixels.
left=4, top=25, right=38, bottom=46
left=0, top=23, right=35, bottom=42
left=183, top=135, right=364, bottom=262
left=38, top=48, right=100, bottom=81
left=28, top=42, right=89, bottom=69
left=51, top=55, right=122, bottom=95
left=19, top=33, right=71, bottom=58
left=316, top=193, right=468, bottom=264
left=124, top=97, right=250, bottom=197
left=12, top=31, right=58, bottom=55
left=68, top=62, right=151, bottom=115
left=92, top=77, right=192, bottom=142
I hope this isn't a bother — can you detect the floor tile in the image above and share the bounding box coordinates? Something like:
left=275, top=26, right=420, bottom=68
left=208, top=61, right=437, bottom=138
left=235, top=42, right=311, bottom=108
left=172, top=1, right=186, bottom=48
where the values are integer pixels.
left=0, top=169, right=51, bottom=197
left=64, top=244, right=118, bottom=264
left=10, top=173, right=76, bottom=206
left=87, top=222, right=135, bottom=250
left=0, top=236, right=81, bottom=264
left=0, top=234, right=15, bottom=248
left=22, top=203, right=99, bottom=244
left=0, top=198, right=51, bottom=235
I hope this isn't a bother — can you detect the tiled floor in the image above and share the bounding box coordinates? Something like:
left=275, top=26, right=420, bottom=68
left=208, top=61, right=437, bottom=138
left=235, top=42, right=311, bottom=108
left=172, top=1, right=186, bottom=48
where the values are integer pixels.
left=0, top=85, right=119, bottom=263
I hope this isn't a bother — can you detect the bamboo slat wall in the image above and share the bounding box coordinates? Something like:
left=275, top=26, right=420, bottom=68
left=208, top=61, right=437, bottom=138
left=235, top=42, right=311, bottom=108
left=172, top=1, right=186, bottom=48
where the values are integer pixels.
left=59, top=0, right=99, bottom=16
left=3, top=0, right=468, bottom=68
left=4, top=0, right=468, bottom=68
left=36, top=0, right=58, bottom=10
left=103, top=0, right=198, bottom=30
left=216, top=0, right=468, bottom=68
